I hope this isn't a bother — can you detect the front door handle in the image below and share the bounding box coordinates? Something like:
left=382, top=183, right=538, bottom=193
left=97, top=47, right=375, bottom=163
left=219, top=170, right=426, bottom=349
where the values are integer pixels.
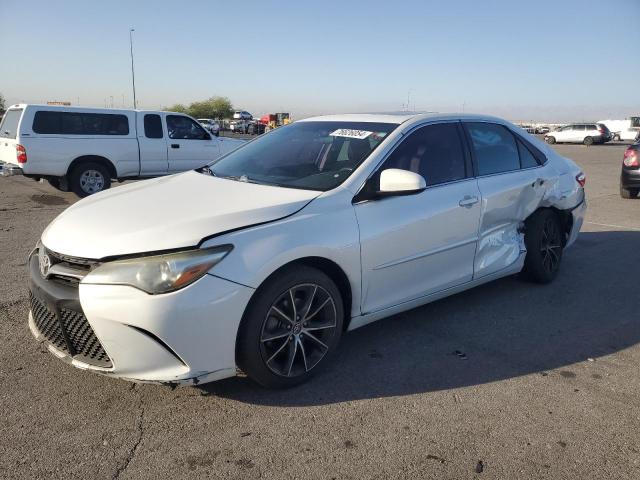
left=459, top=195, right=479, bottom=208
left=171, top=143, right=180, bottom=149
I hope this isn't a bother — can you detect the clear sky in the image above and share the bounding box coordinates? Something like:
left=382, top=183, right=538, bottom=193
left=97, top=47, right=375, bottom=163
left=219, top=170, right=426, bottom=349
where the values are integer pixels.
left=1, top=0, right=639, bottom=122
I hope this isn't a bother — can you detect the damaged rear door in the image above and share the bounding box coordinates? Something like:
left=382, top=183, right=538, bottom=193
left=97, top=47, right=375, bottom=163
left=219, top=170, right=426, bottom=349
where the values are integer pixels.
left=463, top=122, right=548, bottom=278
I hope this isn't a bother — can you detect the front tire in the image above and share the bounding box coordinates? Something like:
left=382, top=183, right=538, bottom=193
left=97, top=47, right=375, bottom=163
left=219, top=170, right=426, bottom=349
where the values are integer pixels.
left=69, top=162, right=111, bottom=197
left=545, top=136, right=556, bottom=144
left=522, top=210, right=564, bottom=284
left=237, top=266, right=344, bottom=388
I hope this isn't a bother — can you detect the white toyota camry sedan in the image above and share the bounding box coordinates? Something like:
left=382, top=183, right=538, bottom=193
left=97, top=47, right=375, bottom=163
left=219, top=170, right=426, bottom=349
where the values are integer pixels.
left=28, top=113, right=587, bottom=388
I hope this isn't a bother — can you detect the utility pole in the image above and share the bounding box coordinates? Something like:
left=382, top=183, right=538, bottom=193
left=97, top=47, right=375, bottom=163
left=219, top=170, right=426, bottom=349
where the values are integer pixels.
left=129, top=28, right=137, bottom=109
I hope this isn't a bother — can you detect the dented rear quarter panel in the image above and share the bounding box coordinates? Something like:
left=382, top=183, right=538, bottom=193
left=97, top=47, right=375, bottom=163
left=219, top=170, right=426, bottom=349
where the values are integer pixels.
left=473, top=140, right=584, bottom=279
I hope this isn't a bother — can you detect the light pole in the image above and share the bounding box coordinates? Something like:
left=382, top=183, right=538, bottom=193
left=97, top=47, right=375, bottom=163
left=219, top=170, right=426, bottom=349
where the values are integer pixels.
left=129, top=28, right=137, bottom=109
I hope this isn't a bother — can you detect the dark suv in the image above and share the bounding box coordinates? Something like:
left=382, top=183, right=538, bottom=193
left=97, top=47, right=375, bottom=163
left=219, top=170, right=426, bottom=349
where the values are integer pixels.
left=620, top=142, right=640, bottom=198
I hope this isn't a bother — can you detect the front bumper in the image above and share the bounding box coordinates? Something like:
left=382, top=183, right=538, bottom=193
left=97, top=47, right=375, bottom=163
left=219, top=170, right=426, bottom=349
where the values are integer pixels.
left=28, top=251, right=255, bottom=385
left=621, top=168, right=640, bottom=189
left=0, top=162, right=23, bottom=176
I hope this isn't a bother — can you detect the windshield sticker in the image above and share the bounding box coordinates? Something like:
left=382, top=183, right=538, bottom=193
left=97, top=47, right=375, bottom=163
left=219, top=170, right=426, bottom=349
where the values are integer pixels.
left=330, top=128, right=373, bottom=139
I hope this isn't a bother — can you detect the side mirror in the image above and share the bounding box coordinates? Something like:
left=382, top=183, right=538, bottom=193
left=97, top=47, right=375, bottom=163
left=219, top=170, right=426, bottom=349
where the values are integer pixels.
left=379, top=168, right=426, bottom=194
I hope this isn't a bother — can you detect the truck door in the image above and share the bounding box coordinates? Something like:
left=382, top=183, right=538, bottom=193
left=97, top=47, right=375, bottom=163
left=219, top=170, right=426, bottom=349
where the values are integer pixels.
left=136, top=113, right=169, bottom=175
left=166, top=114, right=220, bottom=172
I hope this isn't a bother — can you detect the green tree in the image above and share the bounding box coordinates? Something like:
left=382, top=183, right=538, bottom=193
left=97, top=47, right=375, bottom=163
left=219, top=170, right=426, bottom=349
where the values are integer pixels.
left=188, top=96, right=234, bottom=119
left=166, top=103, right=188, bottom=114
left=0, top=93, right=6, bottom=113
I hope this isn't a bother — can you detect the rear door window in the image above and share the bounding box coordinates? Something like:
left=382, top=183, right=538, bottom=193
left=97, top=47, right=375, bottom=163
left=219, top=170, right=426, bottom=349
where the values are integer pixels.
left=0, top=109, right=23, bottom=139
left=465, top=122, right=520, bottom=176
left=144, top=114, right=163, bottom=138
left=32, top=111, right=129, bottom=135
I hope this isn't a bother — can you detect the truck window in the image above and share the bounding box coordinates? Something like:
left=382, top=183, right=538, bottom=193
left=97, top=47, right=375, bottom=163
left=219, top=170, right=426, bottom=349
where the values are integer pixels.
left=32, top=111, right=130, bottom=135
left=0, top=109, right=23, bottom=139
left=166, top=115, right=209, bottom=140
left=144, top=114, right=163, bottom=138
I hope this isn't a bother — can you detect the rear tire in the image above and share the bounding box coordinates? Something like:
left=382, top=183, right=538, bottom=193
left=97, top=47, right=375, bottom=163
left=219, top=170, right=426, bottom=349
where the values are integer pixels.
left=69, top=162, right=111, bottom=197
left=545, top=136, right=556, bottom=144
left=620, top=184, right=639, bottom=199
left=237, top=265, right=344, bottom=388
left=47, top=178, right=62, bottom=191
left=522, top=209, right=564, bottom=284
left=583, top=136, right=594, bottom=146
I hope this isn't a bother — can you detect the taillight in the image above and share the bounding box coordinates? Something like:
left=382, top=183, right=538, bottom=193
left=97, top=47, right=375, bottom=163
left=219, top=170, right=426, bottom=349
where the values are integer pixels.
left=576, top=172, right=586, bottom=187
left=16, top=144, right=27, bottom=164
left=623, top=148, right=639, bottom=167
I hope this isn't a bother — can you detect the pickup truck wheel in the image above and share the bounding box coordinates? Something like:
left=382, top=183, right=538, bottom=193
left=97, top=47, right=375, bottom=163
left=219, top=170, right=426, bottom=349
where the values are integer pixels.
left=70, top=162, right=111, bottom=197
left=47, top=178, right=61, bottom=190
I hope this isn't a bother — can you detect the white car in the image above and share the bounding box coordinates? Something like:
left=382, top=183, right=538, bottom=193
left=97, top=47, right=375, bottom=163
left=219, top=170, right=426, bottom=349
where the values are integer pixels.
left=28, top=113, right=586, bottom=388
left=197, top=118, right=220, bottom=136
left=544, top=123, right=611, bottom=145
left=0, top=105, right=244, bottom=196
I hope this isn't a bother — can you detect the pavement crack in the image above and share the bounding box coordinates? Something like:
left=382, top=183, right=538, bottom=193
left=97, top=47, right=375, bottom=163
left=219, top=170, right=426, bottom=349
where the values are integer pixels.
left=113, top=385, right=145, bottom=480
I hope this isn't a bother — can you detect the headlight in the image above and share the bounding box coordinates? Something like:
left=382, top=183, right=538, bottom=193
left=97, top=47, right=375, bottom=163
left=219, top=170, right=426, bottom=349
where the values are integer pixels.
left=83, top=246, right=232, bottom=294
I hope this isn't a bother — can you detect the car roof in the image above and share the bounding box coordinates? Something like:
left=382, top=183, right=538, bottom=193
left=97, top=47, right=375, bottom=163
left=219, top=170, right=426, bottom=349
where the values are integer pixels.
left=7, top=103, right=179, bottom=115
left=298, top=112, right=513, bottom=126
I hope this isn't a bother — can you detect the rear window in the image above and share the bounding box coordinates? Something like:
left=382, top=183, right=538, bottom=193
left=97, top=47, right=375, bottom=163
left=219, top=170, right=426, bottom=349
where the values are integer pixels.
left=32, top=111, right=129, bottom=135
left=597, top=123, right=610, bottom=132
left=144, top=114, right=163, bottom=138
left=0, top=109, right=23, bottom=139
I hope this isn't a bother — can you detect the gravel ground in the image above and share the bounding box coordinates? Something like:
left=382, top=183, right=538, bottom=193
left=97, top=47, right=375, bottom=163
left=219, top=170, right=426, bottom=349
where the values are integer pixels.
left=0, top=141, right=639, bottom=479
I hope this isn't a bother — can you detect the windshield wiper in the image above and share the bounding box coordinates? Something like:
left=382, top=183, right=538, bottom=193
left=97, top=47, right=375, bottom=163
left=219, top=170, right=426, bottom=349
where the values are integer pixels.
left=216, top=174, right=266, bottom=185
left=197, top=166, right=216, bottom=176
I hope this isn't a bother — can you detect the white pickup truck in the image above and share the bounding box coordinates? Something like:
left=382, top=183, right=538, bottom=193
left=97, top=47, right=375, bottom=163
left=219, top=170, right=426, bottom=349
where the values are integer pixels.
left=0, top=104, right=245, bottom=196
left=597, top=117, right=640, bottom=142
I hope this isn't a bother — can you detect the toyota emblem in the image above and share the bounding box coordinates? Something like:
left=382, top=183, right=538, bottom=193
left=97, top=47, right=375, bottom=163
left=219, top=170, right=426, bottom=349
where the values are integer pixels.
left=39, top=250, right=51, bottom=278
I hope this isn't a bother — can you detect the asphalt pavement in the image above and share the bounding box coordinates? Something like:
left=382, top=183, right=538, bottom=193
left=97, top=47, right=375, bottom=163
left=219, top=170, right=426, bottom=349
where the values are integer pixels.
left=0, top=141, right=639, bottom=479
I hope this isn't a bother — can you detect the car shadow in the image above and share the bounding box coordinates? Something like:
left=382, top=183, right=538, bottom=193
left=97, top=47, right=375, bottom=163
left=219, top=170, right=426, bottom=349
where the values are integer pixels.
left=200, top=230, right=640, bottom=406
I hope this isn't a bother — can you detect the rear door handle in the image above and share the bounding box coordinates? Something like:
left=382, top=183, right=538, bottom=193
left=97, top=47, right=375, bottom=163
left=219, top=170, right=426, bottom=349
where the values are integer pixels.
left=532, top=178, right=544, bottom=187
left=459, top=195, right=479, bottom=208
left=171, top=144, right=180, bottom=149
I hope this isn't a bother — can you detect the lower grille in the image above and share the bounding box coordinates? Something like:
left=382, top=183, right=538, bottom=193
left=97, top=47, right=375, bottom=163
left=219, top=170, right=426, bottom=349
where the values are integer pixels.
left=30, top=292, right=112, bottom=368
left=30, top=292, right=67, bottom=352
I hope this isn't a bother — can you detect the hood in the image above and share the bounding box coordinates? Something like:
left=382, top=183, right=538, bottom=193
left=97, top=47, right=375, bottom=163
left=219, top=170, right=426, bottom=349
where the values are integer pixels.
left=42, top=171, right=320, bottom=259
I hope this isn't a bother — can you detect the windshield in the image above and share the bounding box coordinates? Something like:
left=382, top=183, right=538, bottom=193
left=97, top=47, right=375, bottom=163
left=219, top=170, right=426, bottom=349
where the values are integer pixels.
left=209, top=121, right=397, bottom=191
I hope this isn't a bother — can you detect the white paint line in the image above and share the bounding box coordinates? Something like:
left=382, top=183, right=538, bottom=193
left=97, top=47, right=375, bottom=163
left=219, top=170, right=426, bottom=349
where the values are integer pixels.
left=586, top=221, right=640, bottom=231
